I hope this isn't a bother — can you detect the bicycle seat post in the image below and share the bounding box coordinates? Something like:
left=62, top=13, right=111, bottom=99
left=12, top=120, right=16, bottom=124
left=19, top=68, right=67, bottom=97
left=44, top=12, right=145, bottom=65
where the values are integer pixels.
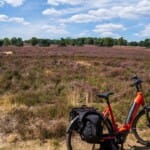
left=97, top=92, right=119, bottom=131
left=106, top=97, right=110, bottom=106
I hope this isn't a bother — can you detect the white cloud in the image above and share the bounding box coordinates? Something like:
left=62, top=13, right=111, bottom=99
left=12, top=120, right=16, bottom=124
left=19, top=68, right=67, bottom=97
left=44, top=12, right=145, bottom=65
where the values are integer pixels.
left=117, top=0, right=150, bottom=19
left=60, top=8, right=115, bottom=23
left=135, top=24, right=150, bottom=37
left=61, top=0, right=150, bottom=23
left=60, top=8, right=113, bottom=23
left=44, top=0, right=109, bottom=19
left=100, top=32, right=119, bottom=38
left=47, top=0, right=58, bottom=6
left=62, top=14, right=96, bottom=23
left=85, top=0, right=109, bottom=9
left=9, top=17, right=30, bottom=25
left=93, top=23, right=126, bottom=38
left=0, top=0, right=4, bottom=7
left=0, top=14, right=8, bottom=21
left=3, top=0, right=25, bottom=7
left=0, top=23, right=69, bottom=39
left=136, top=0, right=150, bottom=16
left=89, top=8, right=117, bottom=20
left=76, top=30, right=90, bottom=37
left=0, top=23, right=43, bottom=39
left=42, top=8, right=62, bottom=16
left=118, top=6, right=138, bottom=19
left=94, top=23, right=126, bottom=33
left=42, top=24, right=69, bottom=35
left=47, top=0, right=108, bottom=8
left=0, top=14, right=30, bottom=25
left=42, top=7, right=84, bottom=17
left=1, top=0, right=149, bottom=40
left=47, top=0, right=82, bottom=6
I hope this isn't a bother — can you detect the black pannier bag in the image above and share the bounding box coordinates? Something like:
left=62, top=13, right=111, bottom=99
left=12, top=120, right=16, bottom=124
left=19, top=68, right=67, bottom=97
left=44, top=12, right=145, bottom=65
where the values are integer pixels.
left=69, top=106, right=104, bottom=143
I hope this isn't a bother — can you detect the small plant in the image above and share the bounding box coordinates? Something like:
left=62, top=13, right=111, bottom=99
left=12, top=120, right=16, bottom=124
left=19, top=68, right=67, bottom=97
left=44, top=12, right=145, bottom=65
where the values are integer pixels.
left=51, top=139, right=60, bottom=150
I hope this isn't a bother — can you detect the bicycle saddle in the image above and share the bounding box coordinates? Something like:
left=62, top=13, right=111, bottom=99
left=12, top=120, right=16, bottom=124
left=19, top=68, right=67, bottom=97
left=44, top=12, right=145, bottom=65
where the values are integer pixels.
left=97, top=92, right=114, bottom=100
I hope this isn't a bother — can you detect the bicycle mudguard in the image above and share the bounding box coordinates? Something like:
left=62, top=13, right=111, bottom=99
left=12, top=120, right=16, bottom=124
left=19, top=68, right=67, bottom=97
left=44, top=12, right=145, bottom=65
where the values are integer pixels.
left=144, top=106, right=150, bottom=123
left=66, top=116, right=79, bottom=133
left=136, top=106, right=150, bottom=116
left=133, top=106, right=150, bottom=125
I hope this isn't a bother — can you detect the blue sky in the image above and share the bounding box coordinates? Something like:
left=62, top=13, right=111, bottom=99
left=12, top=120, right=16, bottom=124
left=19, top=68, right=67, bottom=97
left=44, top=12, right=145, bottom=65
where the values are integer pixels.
left=0, top=0, right=150, bottom=41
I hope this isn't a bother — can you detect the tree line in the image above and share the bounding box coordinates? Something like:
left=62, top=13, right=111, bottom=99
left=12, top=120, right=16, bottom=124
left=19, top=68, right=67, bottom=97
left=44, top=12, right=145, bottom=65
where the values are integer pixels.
left=0, top=37, right=150, bottom=48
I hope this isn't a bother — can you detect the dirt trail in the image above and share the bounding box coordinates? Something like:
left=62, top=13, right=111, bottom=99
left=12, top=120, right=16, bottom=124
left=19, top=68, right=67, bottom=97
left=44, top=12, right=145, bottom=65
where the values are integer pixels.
left=0, top=134, right=150, bottom=150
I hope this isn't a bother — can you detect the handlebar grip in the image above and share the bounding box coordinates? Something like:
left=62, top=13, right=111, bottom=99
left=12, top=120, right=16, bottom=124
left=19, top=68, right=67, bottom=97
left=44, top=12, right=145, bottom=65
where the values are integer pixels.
left=131, top=75, right=143, bottom=85
left=131, top=75, right=138, bottom=80
left=130, top=78, right=143, bottom=92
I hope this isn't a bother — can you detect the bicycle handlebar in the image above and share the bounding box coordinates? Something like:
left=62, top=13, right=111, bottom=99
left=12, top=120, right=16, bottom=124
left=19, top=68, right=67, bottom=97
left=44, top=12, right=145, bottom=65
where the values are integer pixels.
left=131, top=75, right=143, bottom=92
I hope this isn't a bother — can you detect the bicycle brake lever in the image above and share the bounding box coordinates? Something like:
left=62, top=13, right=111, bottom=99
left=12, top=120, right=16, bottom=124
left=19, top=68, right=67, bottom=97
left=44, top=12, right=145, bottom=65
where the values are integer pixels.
left=130, top=79, right=143, bottom=93
left=131, top=75, right=138, bottom=80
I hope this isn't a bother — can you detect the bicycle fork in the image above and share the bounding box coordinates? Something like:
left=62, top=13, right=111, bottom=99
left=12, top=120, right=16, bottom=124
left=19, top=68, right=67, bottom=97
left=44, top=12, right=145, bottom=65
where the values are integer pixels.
left=144, top=106, right=150, bottom=127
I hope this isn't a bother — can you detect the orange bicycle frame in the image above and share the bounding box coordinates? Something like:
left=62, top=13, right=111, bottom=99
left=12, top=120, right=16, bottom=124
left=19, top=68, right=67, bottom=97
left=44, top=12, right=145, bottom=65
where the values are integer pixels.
left=102, top=92, right=145, bottom=132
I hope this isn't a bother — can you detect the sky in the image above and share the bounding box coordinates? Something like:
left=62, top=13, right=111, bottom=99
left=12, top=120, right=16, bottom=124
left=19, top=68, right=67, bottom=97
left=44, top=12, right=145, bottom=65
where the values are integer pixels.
left=0, top=0, right=150, bottom=41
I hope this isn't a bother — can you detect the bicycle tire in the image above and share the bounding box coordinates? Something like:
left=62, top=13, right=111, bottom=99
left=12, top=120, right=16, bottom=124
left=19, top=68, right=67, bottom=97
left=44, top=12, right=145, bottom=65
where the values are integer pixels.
left=66, top=117, right=113, bottom=150
left=132, top=107, right=150, bottom=146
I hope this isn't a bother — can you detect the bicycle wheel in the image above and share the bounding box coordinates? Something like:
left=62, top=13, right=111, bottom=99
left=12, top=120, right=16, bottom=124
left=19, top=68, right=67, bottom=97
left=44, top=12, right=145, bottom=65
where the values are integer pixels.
left=66, top=118, right=113, bottom=150
left=132, top=107, right=150, bottom=146
left=67, top=130, right=100, bottom=150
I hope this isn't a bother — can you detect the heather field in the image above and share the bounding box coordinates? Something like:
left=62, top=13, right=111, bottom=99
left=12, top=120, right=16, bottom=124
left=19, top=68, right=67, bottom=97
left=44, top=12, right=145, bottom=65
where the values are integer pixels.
left=0, top=45, right=149, bottom=58
left=0, top=45, right=150, bottom=150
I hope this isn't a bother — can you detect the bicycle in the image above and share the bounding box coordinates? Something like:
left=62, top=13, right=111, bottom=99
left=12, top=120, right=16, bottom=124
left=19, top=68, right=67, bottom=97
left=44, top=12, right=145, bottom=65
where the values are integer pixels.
left=66, top=75, right=150, bottom=150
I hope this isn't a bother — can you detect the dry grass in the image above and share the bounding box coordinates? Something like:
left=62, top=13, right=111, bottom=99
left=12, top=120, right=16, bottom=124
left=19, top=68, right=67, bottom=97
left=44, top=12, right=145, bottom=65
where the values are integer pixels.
left=0, top=135, right=149, bottom=150
left=0, top=139, right=66, bottom=150
left=0, top=45, right=149, bottom=148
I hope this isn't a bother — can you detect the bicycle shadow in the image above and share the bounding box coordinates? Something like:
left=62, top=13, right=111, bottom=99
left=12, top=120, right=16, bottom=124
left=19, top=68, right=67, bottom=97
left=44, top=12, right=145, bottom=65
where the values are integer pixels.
left=128, top=145, right=150, bottom=150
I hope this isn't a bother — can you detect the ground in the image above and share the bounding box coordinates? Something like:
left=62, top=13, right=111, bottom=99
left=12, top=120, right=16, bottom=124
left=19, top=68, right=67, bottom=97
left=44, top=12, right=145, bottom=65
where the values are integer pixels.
left=0, top=45, right=149, bottom=150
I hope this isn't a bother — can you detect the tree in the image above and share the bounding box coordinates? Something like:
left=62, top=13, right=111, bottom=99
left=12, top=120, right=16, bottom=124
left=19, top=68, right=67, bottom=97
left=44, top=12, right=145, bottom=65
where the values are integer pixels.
left=69, top=39, right=75, bottom=46
left=103, top=37, right=114, bottom=47
left=58, top=38, right=66, bottom=46
left=3, top=38, right=11, bottom=46
left=93, top=38, right=99, bottom=45
left=144, top=39, right=150, bottom=48
left=76, top=38, right=84, bottom=46
left=11, top=37, right=17, bottom=46
left=30, top=37, right=38, bottom=46
left=85, top=37, right=94, bottom=45
left=10, top=37, right=23, bottom=46
left=128, top=41, right=138, bottom=46
left=139, top=41, right=144, bottom=47
left=117, top=37, right=127, bottom=46
left=16, top=37, right=24, bottom=46
left=0, top=39, right=3, bottom=46
left=64, top=38, right=73, bottom=45
left=39, top=39, right=50, bottom=47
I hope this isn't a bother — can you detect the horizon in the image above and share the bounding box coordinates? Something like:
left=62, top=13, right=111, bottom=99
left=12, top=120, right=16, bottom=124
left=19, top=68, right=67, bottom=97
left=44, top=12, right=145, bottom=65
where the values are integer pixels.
left=0, top=0, right=150, bottom=41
